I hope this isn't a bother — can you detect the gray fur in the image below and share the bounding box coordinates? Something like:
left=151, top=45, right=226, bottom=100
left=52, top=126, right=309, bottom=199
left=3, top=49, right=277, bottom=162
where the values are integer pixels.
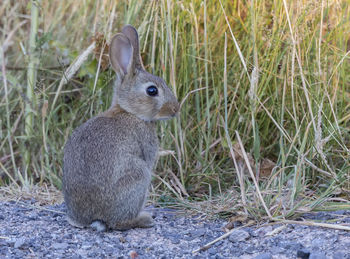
left=62, top=25, right=179, bottom=231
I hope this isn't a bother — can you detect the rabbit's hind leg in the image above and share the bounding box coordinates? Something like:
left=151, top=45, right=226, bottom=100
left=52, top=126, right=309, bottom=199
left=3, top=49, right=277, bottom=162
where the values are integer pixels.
left=114, top=211, right=154, bottom=230
left=108, top=159, right=153, bottom=230
left=66, top=215, right=86, bottom=229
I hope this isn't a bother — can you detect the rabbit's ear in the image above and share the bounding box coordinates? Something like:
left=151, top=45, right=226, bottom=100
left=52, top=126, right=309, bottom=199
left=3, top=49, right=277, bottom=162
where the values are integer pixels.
left=122, top=25, right=144, bottom=70
left=109, top=33, right=134, bottom=76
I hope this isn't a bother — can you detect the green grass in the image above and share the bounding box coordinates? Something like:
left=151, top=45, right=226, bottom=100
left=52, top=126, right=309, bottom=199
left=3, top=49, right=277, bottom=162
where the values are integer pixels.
left=1, top=0, right=349, bottom=219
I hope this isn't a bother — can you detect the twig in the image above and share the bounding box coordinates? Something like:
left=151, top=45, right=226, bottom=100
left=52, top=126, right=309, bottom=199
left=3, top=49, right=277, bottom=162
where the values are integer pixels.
left=0, top=163, right=19, bottom=187
left=0, top=152, right=20, bottom=163
left=168, top=170, right=189, bottom=197
left=5, top=65, right=69, bottom=70
left=235, top=131, right=272, bottom=219
left=200, top=138, right=221, bottom=156
left=1, top=50, right=17, bottom=176
left=192, top=222, right=255, bottom=253
left=1, top=20, right=27, bottom=52
left=153, top=174, right=183, bottom=200
left=179, top=87, right=206, bottom=109
left=221, top=117, right=248, bottom=215
left=273, top=219, right=350, bottom=232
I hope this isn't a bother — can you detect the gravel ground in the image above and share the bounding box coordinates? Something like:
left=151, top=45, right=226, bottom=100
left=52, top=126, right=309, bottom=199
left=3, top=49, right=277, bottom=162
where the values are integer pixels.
left=0, top=200, right=349, bottom=259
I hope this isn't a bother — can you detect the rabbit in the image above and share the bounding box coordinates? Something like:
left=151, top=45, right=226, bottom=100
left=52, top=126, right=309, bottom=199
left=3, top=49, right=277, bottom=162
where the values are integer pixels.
left=62, top=25, right=180, bottom=231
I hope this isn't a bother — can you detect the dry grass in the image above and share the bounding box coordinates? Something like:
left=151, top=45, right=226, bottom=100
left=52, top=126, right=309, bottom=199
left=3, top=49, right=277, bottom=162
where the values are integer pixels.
left=0, top=184, right=63, bottom=205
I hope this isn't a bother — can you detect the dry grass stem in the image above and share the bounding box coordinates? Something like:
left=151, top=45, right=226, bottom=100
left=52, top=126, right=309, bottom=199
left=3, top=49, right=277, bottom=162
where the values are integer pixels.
left=192, top=222, right=255, bottom=253
left=274, top=219, right=350, bottom=232
left=236, top=131, right=272, bottom=219
left=51, top=42, right=96, bottom=109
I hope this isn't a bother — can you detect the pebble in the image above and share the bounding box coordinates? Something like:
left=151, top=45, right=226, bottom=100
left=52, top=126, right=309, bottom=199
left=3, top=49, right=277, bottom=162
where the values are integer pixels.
left=228, top=229, right=250, bottom=242
left=281, top=241, right=304, bottom=251
left=253, top=253, right=272, bottom=259
left=0, top=201, right=349, bottom=258
left=192, top=229, right=206, bottom=238
left=297, top=249, right=311, bottom=259
left=208, top=247, right=217, bottom=255
left=14, top=237, right=26, bottom=249
left=309, top=251, right=327, bottom=259
left=312, top=238, right=327, bottom=247
left=244, top=245, right=257, bottom=254
left=169, top=237, right=180, bottom=244
left=333, top=251, right=347, bottom=259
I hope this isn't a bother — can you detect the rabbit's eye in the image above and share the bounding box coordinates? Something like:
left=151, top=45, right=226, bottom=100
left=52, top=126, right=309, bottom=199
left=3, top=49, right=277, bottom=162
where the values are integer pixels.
left=146, top=85, right=158, bottom=96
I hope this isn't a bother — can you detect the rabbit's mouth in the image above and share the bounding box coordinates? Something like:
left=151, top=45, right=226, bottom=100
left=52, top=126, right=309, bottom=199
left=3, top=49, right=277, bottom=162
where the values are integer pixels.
left=153, top=103, right=180, bottom=120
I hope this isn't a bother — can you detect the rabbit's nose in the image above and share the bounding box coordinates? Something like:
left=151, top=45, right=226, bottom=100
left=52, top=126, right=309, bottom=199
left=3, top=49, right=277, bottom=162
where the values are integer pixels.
left=171, top=102, right=180, bottom=115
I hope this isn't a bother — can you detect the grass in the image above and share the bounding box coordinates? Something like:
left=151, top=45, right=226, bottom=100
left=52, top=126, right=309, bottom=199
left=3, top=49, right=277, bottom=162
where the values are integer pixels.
left=0, top=0, right=349, bottom=220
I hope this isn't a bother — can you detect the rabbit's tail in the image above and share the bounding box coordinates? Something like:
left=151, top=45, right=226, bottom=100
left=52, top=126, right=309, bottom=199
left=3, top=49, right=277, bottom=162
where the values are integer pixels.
left=90, top=220, right=107, bottom=232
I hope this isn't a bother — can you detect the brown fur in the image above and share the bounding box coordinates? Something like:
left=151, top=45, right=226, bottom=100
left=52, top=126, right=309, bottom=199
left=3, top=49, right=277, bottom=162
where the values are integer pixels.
left=100, top=104, right=125, bottom=118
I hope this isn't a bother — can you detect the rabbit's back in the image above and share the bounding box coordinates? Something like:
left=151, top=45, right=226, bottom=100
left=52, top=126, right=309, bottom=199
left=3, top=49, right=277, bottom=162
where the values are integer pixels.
left=63, top=113, right=158, bottom=227
left=64, top=113, right=158, bottom=173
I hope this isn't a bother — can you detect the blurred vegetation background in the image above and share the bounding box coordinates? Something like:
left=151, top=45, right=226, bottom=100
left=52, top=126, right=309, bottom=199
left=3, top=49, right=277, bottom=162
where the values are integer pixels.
left=1, top=0, right=349, bottom=219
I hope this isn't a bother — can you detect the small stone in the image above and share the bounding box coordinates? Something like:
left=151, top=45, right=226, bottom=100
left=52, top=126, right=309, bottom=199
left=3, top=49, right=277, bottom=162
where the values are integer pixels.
left=228, top=230, right=250, bottom=242
left=52, top=242, right=68, bottom=250
left=311, top=238, right=326, bottom=248
left=207, top=247, right=217, bottom=255
left=333, top=251, right=346, bottom=259
left=14, top=237, right=26, bottom=249
left=297, top=249, right=310, bottom=259
left=183, top=235, right=194, bottom=241
left=253, top=253, right=272, bottom=259
left=244, top=245, right=257, bottom=254
left=281, top=242, right=304, bottom=251
left=64, top=233, right=73, bottom=239
left=170, top=238, right=180, bottom=244
left=192, top=229, right=206, bottom=238
left=309, top=252, right=327, bottom=259
left=27, top=215, right=37, bottom=221
left=270, top=246, right=284, bottom=254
